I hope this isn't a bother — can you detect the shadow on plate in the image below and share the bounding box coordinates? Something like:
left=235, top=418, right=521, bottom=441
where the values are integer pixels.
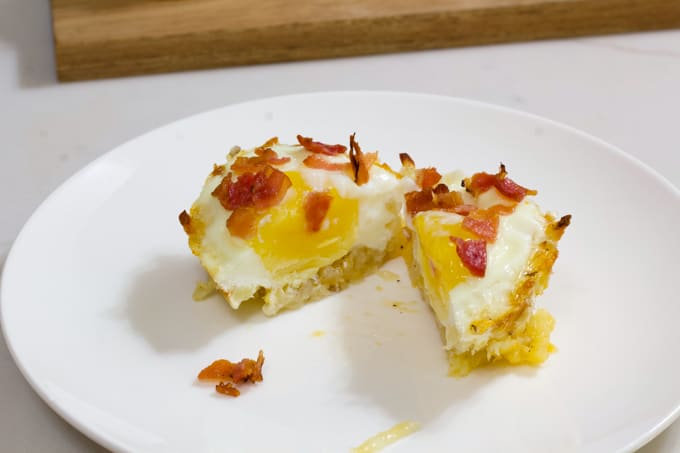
left=124, top=254, right=267, bottom=353
left=337, top=271, right=539, bottom=425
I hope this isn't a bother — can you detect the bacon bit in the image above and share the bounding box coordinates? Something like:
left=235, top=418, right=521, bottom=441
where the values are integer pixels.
left=359, top=152, right=378, bottom=183
left=212, top=166, right=292, bottom=211
left=261, top=136, right=279, bottom=148
left=251, top=166, right=292, bottom=209
left=199, top=350, right=265, bottom=382
left=495, top=175, right=537, bottom=201
left=462, top=204, right=517, bottom=241
left=453, top=204, right=477, bottom=216
left=465, top=164, right=537, bottom=201
left=349, top=133, right=377, bottom=185
left=303, top=191, right=333, bottom=232
left=415, top=167, right=442, bottom=189
left=556, top=214, right=571, bottom=229
left=405, top=186, right=465, bottom=216
left=198, top=351, right=265, bottom=398
left=302, top=154, right=352, bottom=173
left=462, top=211, right=499, bottom=242
left=212, top=166, right=291, bottom=238
left=405, top=189, right=435, bottom=215
left=433, top=190, right=464, bottom=210
left=226, top=207, right=260, bottom=239
left=211, top=164, right=226, bottom=176
left=179, top=210, right=192, bottom=234
left=297, top=135, right=347, bottom=155
left=400, top=152, right=444, bottom=190
left=432, top=183, right=449, bottom=195
left=211, top=172, right=241, bottom=210
left=465, top=172, right=496, bottom=195
left=205, top=352, right=262, bottom=380
left=230, top=147, right=290, bottom=174
left=451, top=237, right=487, bottom=277
left=399, top=153, right=415, bottom=168
left=215, top=382, right=240, bottom=397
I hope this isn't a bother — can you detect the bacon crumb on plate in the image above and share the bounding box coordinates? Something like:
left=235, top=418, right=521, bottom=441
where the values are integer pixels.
left=215, top=382, right=240, bottom=397
left=198, top=350, right=265, bottom=397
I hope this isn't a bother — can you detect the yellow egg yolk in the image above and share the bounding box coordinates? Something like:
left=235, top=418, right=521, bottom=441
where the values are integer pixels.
left=250, top=171, right=359, bottom=277
left=413, top=212, right=477, bottom=319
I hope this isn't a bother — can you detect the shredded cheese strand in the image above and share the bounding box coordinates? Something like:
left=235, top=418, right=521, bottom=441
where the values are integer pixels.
left=352, top=421, right=421, bottom=453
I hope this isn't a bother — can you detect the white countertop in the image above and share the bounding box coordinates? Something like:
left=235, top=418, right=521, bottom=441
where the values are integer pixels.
left=1, top=1, right=679, bottom=451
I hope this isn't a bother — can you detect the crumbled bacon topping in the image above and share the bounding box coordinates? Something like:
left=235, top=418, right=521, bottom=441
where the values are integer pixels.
left=461, top=205, right=516, bottom=242
left=261, top=136, right=279, bottom=148
left=401, top=163, right=546, bottom=280
left=226, top=207, right=260, bottom=239
left=451, top=237, right=487, bottom=277
left=302, top=154, right=352, bottom=173
left=453, top=204, right=476, bottom=216
left=462, top=210, right=499, bottom=242
left=297, top=135, right=347, bottom=155
left=349, top=133, right=377, bottom=186
left=399, top=152, right=442, bottom=189
left=198, top=350, right=265, bottom=398
left=304, top=191, right=333, bottom=232
left=465, top=164, right=537, bottom=201
left=211, top=166, right=292, bottom=239
left=405, top=189, right=436, bottom=215
left=405, top=183, right=464, bottom=216
left=230, top=147, right=290, bottom=174
left=415, top=167, right=442, bottom=190
left=399, top=153, right=415, bottom=168
left=212, top=166, right=292, bottom=211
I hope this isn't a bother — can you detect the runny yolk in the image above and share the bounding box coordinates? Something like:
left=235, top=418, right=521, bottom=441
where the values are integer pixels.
left=413, top=212, right=477, bottom=319
left=250, top=171, right=359, bottom=276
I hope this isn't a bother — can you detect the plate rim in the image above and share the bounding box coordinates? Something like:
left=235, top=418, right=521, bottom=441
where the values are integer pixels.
left=2, top=90, right=679, bottom=453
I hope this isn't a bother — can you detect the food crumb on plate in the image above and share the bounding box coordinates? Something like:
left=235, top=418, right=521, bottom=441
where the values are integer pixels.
left=192, top=279, right=216, bottom=301
left=377, top=270, right=400, bottom=282
left=352, top=421, right=421, bottom=453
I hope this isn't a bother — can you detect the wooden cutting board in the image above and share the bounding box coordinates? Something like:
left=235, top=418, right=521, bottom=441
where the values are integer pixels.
left=52, top=0, right=680, bottom=81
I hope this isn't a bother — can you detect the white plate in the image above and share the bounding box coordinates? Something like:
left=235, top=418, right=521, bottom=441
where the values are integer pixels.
left=2, top=92, right=680, bottom=453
